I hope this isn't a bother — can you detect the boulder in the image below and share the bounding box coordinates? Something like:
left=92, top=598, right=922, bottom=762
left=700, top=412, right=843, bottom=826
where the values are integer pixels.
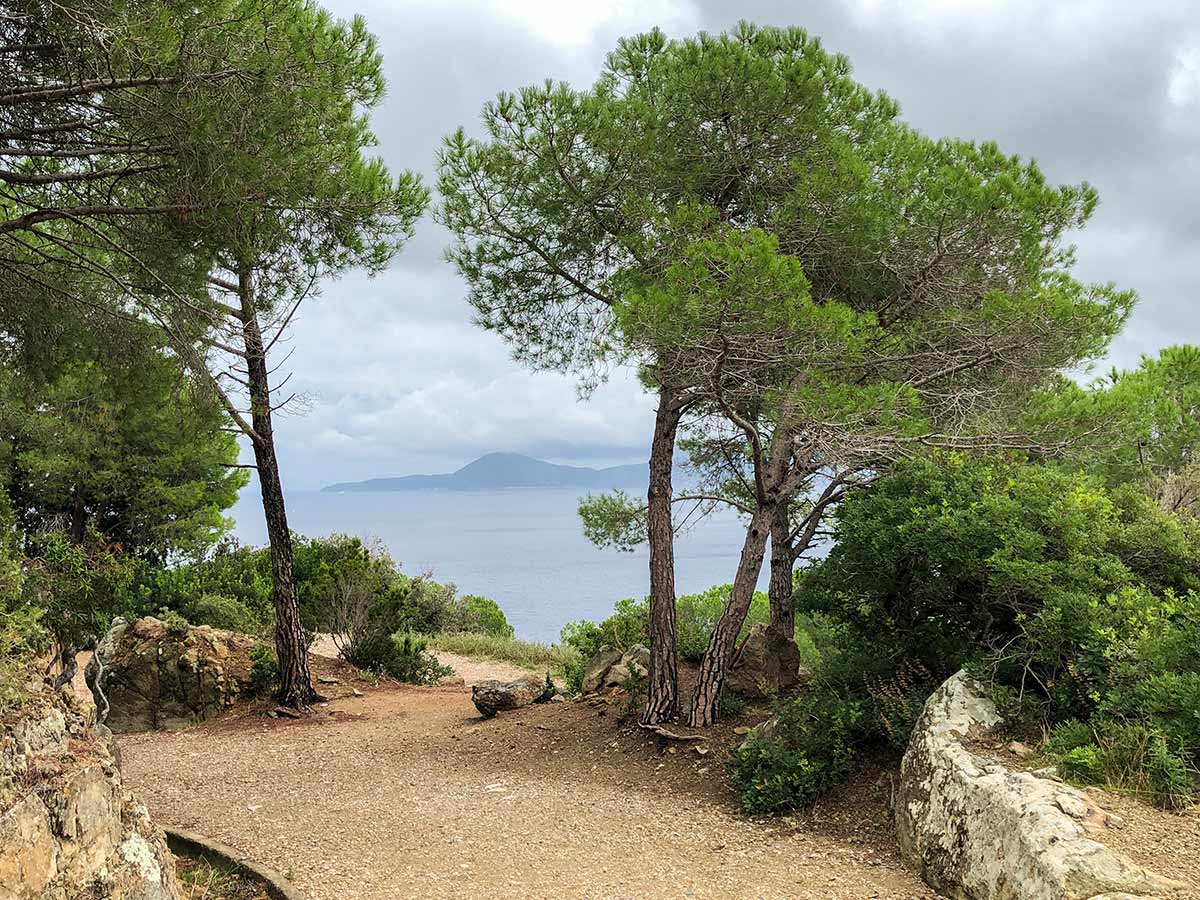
left=472, top=676, right=555, bottom=718
left=896, top=670, right=1181, bottom=900
left=86, top=616, right=259, bottom=733
left=581, top=646, right=624, bottom=693
left=725, top=624, right=810, bottom=698
left=0, top=684, right=180, bottom=899
left=602, top=645, right=651, bottom=690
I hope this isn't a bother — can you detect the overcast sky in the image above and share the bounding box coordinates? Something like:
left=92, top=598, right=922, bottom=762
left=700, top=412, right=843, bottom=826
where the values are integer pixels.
left=264, top=0, right=1200, bottom=490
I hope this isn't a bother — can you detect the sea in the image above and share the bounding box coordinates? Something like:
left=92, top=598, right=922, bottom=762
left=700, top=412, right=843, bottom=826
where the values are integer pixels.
left=230, top=488, right=766, bottom=643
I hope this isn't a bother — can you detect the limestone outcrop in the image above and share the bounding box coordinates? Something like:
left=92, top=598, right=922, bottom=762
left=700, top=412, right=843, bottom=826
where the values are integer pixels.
left=0, top=684, right=180, bottom=900
left=86, top=616, right=259, bottom=733
left=895, top=670, right=1181, bottom=900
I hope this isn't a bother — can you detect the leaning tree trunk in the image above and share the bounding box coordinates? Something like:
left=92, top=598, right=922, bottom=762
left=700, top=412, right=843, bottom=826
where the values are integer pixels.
left=642, top=386, right=683, bottom=725
left=768, top=501, right=797, bottom=639
left=688, top=506, right=773, bottom=726
left=239, top=268, right=318, bottom=709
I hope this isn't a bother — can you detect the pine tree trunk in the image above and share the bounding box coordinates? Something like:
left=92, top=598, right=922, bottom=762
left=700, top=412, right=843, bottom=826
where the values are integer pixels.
left=768, top=501, right=796, bottom=638
left=688, top=506, right=773, bottom=726
left=238, top=267, right=318, bottom=710
left=642, top=386, right=682, bottom=725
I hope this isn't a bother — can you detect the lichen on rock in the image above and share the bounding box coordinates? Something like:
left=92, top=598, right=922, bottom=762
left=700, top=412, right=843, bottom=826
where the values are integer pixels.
left=0, top=681, right=181, bottom=899
left=895, top=670, right=1182, bottom=900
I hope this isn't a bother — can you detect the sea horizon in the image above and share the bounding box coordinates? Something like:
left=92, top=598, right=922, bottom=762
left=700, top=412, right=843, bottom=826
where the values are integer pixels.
left=230, top=486, right=768, bottom=643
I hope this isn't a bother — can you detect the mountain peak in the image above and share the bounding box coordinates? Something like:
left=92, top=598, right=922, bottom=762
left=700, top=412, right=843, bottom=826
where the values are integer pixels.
left=322, top=453, right=646, bottom=493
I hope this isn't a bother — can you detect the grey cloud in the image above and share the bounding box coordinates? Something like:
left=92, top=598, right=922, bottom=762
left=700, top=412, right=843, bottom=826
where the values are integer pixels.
left=262, top=1, right=1199, bottom=489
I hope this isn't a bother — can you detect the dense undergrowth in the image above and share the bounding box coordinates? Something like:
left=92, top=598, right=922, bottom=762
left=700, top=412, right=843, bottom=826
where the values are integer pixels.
left=727, top=456, right=1200, bottom=812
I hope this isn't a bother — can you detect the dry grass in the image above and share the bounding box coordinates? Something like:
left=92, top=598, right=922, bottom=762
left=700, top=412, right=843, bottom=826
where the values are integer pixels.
left=425, top=631, right=579, bottom=671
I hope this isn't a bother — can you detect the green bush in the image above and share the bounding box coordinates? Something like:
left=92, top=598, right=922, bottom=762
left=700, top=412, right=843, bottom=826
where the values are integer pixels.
left=561, top=595, right=648, bottom=660
left=248, top=643, right=279, bottom=697
left=728, top=690, right=865, bottom=813
left=453, top=595, right=514, bottom=638
left=1051, top=721, right=1197, bottom=809
left=159, top=607, right=190, bottom=637
left=184, top=593, right=266, bottom=636
left=383, top=632, right=453, bottom=685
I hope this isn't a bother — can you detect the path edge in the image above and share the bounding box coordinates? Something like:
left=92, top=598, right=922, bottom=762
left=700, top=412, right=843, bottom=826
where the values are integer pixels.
left=164, top=827, right=308, bottom=900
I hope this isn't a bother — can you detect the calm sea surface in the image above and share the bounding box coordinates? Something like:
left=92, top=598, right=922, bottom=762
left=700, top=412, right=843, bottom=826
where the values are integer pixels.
left=230, top=488, right=765, bottom=643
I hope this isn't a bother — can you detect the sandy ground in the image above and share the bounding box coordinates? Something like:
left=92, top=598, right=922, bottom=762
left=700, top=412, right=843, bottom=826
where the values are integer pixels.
left=118, top=654, right=934, bottom=900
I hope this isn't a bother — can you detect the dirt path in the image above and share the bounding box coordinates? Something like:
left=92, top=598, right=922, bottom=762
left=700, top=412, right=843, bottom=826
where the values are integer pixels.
left=119, top=664, right=934, bottom=900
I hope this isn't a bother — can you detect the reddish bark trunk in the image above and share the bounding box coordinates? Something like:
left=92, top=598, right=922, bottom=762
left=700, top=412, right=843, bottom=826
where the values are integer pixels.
left=642, top=386, right=682, bottom=724
left=688, top=506, right=773, bottom=726
left=239, top=268, right=318, bottom=710
left=768, top=500, right=796, bottom=638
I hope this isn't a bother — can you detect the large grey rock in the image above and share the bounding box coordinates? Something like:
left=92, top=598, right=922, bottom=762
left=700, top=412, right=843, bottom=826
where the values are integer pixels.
left=581, top=646, right=624, bottom=693
left=86, top=616, right=258, bottom=733
left=602, top=645, right=650, bottom=690
left=0, top=686, right=180, bottom=899
left=896, top=670, right=1181, bottom=900
left=725, top=624, right=809, bottom=698
left=472, top=676, right=555, bottom=718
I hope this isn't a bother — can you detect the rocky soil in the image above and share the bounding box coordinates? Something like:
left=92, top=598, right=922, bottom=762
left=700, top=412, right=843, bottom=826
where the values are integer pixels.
left=118, top=652, right=934, bottom=900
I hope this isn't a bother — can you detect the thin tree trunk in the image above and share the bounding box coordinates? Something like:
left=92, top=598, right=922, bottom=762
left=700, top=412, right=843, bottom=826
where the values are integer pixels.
left=768, top=500, right=796, bottom=638
left=688, top=506, right=773, bottom=726
left=642, top=385, right=682, bottom=725
left=238, top=266, right=318, bottom=710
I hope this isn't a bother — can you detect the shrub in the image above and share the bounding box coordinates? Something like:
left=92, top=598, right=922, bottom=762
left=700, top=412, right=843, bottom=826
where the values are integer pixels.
left=0, top=606, right=46, bottom=714
left=453, top=595, right=514, bottom=638
left=248, top=643, right=279, bottom=697
left=159, top=607, right=190, bottom=637
left=728, top=690, right=865, bottom=813
left=382, top=632, right=453, bottom=685
left=561, top=586, right=778, bottom=665
left=183, top=594, right=265, bottom=636
left=676, top=585, right=769, bottom=662
left=561, top=595, right=648, bottom=660
left=1051, top=721, right=1197, bottom=810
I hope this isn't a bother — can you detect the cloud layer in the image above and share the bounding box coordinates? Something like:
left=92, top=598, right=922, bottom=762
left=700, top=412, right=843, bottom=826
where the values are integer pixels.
left=265, top=0, right=1199, bottom=489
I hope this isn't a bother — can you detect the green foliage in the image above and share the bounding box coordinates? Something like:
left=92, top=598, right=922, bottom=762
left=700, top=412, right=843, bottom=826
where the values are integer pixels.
left=0, top=327, right=244, bottom=565
left=676, top=586, right=769, bottom=662
left=455, top=595, right=514, bottom=639
left=382, top=632, right=453, bottom=686
left=620, top=662, right=649, bottom=722
left=735, top=454, right=1200, bottom=811
left=152, top=535, right=513, bottom=649
left=249, top=644, right=279, bottom=698
left=560, top=596, right=649, bottom=661
left=159, top=608, right=190, bottom=638
left=22, top=528, right=139, bottom=654
left=728, top=690, right=865, bottom=813
left=561, top=587, right=775, bottom=665
left=1051, top=721, right=1196, bottom=810
left=182, top=594, right=266, bottom=637
left=578, top=491, right=647, bottom=553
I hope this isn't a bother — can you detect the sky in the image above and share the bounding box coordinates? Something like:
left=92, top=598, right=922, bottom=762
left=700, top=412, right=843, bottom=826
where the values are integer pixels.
left=262, top=0, right=1200, bottom=490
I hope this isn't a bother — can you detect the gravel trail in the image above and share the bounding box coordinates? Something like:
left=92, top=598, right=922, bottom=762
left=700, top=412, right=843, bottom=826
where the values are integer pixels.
left=119, top=663, right=933, bottom=900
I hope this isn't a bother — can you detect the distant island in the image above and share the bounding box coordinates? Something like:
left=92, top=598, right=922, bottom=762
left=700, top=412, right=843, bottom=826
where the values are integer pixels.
left=321, top=452, right=648, bottom=493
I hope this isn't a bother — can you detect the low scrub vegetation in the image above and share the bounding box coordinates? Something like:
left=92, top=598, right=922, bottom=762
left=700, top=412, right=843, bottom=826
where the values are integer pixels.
left=728, top=455, right=1200, bottom=812
left=426, top=632, right=578, bottom=671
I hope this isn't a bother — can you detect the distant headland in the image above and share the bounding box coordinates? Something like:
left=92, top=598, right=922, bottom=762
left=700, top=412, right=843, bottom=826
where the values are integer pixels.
left=321, top=452, right=647, bottom=493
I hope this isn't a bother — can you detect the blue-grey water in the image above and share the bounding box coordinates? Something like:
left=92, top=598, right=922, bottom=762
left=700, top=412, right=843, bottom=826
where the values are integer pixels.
left=230, top=489, right=765, bottom=643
